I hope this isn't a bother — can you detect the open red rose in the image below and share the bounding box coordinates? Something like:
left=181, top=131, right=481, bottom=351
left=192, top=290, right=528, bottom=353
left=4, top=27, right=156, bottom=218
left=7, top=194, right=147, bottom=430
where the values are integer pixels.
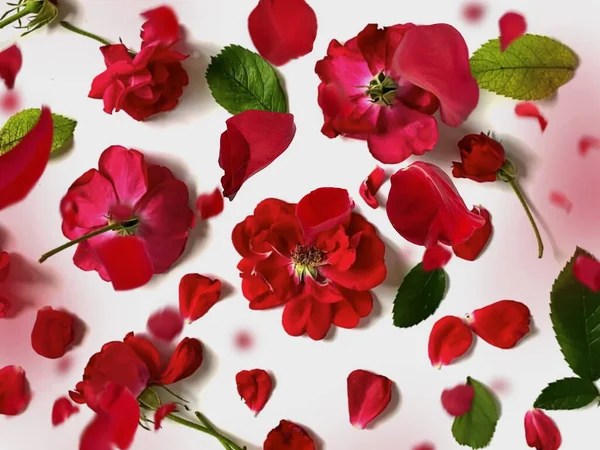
left=316, top=23, right=478, bottom=164
left=233, top=188, right=386, bottom=340
left=452, top=133, right=506, bottom=182
left=264, top=420, right=315, bottom=450
left=31, top=306, right=75, bottom=359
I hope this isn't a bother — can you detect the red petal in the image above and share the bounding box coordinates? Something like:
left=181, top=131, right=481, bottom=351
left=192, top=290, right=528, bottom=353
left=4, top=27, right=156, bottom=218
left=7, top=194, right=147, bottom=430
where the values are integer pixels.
left=264, top=420, right=316, bottom=450
left=248, top=0, right=318, bottom=66
left=462, top=2, right=485, bottom=23
left=234, top=330, right=254, bottom=351
left=0, top=365, right=30, bottom=415
left=578, top=135, right=600, bottom=156
left=422, top=244, right=452, bottom=271
left=31, top=306, right=76, bottom=359
left=235, top=369, right=273, bottom=415
left=0, top=250, right=9, bottom=282
left=347, top=369, right=393, bottom=429
left=195, top=188, right=224, bottom=220
left=0, top=45, right=22, bottom=89
left=147, top=307, right=184, bottom=342
left=0, top=297, right=10, bottom=318
left=178, top=273, right=222, bottom=323
left=428, top=316, right=473, bottom=368
left=52, top=396, right=79, bottom=426
left=156, top=337, right=203, bottom=385
left=0, top=106, right=53, bottom=210
left=469, top=300, right=531, bottom=349
left=413, top=443, right=436, bottom=450
left=515, top=102, right=547, bottom=131
left=452, top=206, right=493, bottom=261
left=95, top=236, right=154, bottom=291
left=154, top=403, right=177, bottom=430
left=359, top=166, right=386, bottom=209
left=525, top=409, right=562, bottom=450
left=140, top=6, right=180, bottom=47
left=549, top=191, right=572, bottom=214
left=499, top=12, right=527, bottom=51
left=441, top=383, right=475, bottom=416
left=573, top=255, right=600, bottom=292
left=296, top=187, right=354, bottom=241
left=123, top=332, right=162, bottom=378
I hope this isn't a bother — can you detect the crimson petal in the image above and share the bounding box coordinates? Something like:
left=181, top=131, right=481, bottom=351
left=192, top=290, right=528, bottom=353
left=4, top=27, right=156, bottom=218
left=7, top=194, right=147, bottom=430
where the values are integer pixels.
left=359, top=166, right=386, bottom=209
left=452, top=206, right=493, bottom=261
left=147, top=307, right=184, bottom=342
left=0, top=365, right=30, bottom=416
left=95, top=236, right=154, bottom=291
left=515, top=102, right=547, bottom=131
left=422, top=244, right=452, bottom=271
left=154, top=403, right=177, bottom=430
left=0, top=250, right=9, bottom=282
left=549, top=191, right=572, bottom=214
left=441, top=384, right=475, bottom=416
left=296, top=187, right=353, bottom=241
left=524, top=409, right=562, bottom=450
left=428, top=316, right=473, bottom=367
left=195, top=188, right=224, bottom=220
left=236, top=369, right=273, bottom=415
left=140, top=6, right=180, bottom=47
left=499, top=12, right=527, bottom=51
left=573, top=255, right=600, bottom=292
left=178, top=273, right=222, bottom=323
left=347, top=369, right=393, bottom=429
left=156, top=337, right=203, bottom=385
left=52, top=396, right=79, bottom=426
left=31, top=306, right=76, bottom=359
left=0, top=45, right=22, bottom=89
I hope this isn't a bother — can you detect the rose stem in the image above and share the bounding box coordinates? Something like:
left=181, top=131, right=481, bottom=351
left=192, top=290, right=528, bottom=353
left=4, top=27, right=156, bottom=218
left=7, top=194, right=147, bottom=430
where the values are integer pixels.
left=0, top=2, right=39, bottom=28
left=195, top=411, right=240, bottom=450
left=39, top=222, right=119, bottom=263
left=166, top=413, right=243, bottom=450
left=59, top=21, right=112, bottom=46
left=508, top=179, right=544, bottom=258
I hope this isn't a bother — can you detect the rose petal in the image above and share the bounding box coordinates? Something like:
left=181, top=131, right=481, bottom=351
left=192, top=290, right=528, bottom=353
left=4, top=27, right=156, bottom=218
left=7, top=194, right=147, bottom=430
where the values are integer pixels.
left=462, top=2, right=485, bottom=23
left=147, top=307, right=184, bottom=342
left=422, top=244, right=452, bottom=271
left=296, top=187, right=354, bottom=242
left=499, top=12, right=527, bottom=51
left=95, top=236, right=154, bottom=291
left=452, top=206, right=493, bottom=261
left=154, top=403, right=177, bottom=430
left=469, top=300, right=531, bottom=349
left=140, top=6, right=180, bottom=47
left=264, top=420, right=316, bottom=450
left=178, top=273, right=222, bottom=323
left=441, top=384, right=475, bottom=416
left=573, top=255, right=600, bottom=292
left=0, top=365, right=30, bottom=415
left=525, top=409, right=562, bottom=450
left=549, top=191, right=572, bottom=214
left=347, top=369, right=393, bottom=429
left=52, top=396, right=79, bottom=426
left=31, top=306, right=76, bottom=359
left=578, top=135, right=600, bottom=156
left=236, top=369, right=273, bottom=415
left=195, top=188, right=224, bottom=220
left=515, top=102, right=547, bottom=131
left=359, top=166, right=386, bottom=209
left=234, top=330, right=253, bottom=350
left=0, top=45, right=22, bottom=89
left=156, top=337, right=203, bottom=385
left=0, top=250, right=9, bottom=282
left=428, top=316, right=473, bottom=368
left=0, top=297, right=10, bottom=318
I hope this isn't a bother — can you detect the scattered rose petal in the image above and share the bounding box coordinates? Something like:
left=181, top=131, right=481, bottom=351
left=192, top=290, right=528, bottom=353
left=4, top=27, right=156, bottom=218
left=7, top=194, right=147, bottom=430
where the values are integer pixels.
left=31, top=306, right=76, bottom=359
left=234, top=330, right=253, bottom=350
left=462, top=2, right=485, bottom=22
left=154, top=403, right=177, bottom=430
left=452, top=206, right=493, bottom=261
left=52, top=396, right=79, bottom=426
left=422, top=244, right=452, bottom=271
left=359, top=166, right=386, bottom=209
left=155, top=337, right=203, bottom=385
left=179, top=273, right=222, bottom=323
left=248, top=0, right=318, bottom=66
left=441, top=384, right=475, bottom=416
left=0, top=250, right=9, bottom=281
left=499, top=12, right=527, bottom=51
left=236, top=369, right=273, bottom=415
left=95, top=235, right=154, bottom=291
left=195, top=188, right=224, bottom=220
left=1, top=91, right=19, bottom=113
left=573, top=255, right=600, bottom=292
left=515, top=102, right=547, bottom=132
left=140, top=6, right=180, bottom=47
left=56, top=357, right=73, bottom=374
left=264, top=420, right=316, bottom=450
left=296, top=187, right=354, bottom=241
left=428, top=316, right=473, bottom=368
left=347, top=369, right=392, bottom=429
left=490, top=378, right=510, bottom=394
left=525, top=409, right=562, bottom=450
left=147, top=307, right=184, bottom=342
left=0, top=45, right=22, bottom=89
left=549, top=191, right=572, bottom=214
left=468, top=300, right=530, bottom=349
left=0, top=365, right=30, bottom=415
left=578, top=135, right=600, bottom=156
left=0, top=297, right=10, bottom=318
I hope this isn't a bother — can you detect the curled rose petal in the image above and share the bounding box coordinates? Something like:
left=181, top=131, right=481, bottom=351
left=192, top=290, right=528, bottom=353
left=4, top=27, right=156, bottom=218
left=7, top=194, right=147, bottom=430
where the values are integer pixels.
left=140, top=6, right=180, bottom=47
left=52, top=396, right=79, bottom=426
left=195, top=188, right=224, bottom=220
left=515, top=102, right=547, bottom=132
left=462, top=2, right=485, bottom=23
left=147, top=307, right=184, bottom=342
left=422, top=244, right=452, bottom=271
left=428, top=316, right=473, bottom=368
left=0, top=250, right=9, bottom=282
left=154, top=403, right=177, bottom=430
left=525, top=409, right=562, bottom=450
left=95, top=236, right=154, bottom=291
left=179, top=273, right=222, bottom=323
left=359, top=166, right=386, bottom=209
left=452, top=206, right=493, bottom=261
left=248, top=0, right=318, bottom=66
left=220, top=110, right=296, bottom=200
left=0, top=297, right=10, bottom=318
left=296, top=187, right=354, bottom=241
left=236, top=369, right=273, bottom=415
left=573, top=255, right=600, bottom=292
left=264, top=420, right=316, bottom=450
left=0, top=45, right=22, bottom=89
left=156, top=337, right=203, bottom=385
left=468, top=300, right=531, bottom=349
left=347, top=369, right=393, bottom=429
left=0, top=106, right=53, bottom=211
left=549, top=191, right=572, bottom=214
left=441, top=384, right=475, bottom=417
left=578, top=135, right=600, bottom=156
left=31, top=306, right=76, bottom=359
left=0, top=365, right=30, bottom=415
left=499, top=12, right=527, bottom=51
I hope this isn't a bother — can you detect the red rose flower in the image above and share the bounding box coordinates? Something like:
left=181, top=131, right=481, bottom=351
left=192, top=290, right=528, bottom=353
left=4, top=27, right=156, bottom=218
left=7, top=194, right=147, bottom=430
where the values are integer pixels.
left=264, top=420, right=316, bottom=450
left=31, top=306, right=75, bottom=359
left=315, top=23, right=478, bottom=164
left=233, top=188, right=386, bottom=340
left=452, top=133, right=506, bottom=182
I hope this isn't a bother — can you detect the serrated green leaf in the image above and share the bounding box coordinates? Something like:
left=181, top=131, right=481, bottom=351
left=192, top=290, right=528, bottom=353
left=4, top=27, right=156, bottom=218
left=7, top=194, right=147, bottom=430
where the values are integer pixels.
left=205, top=45, right=287, bottom=115
left=0, top=108, right=76, bottom=155
left=551, top=247, right=600, bottom=380
left=452, top=377, right=499, bottom=449
left=470, top=34, right=578, bottom=100
left=534, top=377, right=599, bottom=410
left=392, top=263, right=447, bottom=328
left=138, top=387, right=161, bottom=410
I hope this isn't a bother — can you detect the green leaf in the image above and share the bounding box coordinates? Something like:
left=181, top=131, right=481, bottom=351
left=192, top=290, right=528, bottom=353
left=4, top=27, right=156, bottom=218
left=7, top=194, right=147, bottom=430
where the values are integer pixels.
left=205, top=45, right=288, bottom=115
left=138, top=387, right=161, bottom=410
left=0, top=108, right=77, bottom=155
left=392, top=263, right=447, bottom=328
left=452, top=377, right=499, bottom=449
left=470, top=34, right=578, bottom=100
left=534, top=377, right=599, bottom=410
left=551, top=247, right=600, bottom=380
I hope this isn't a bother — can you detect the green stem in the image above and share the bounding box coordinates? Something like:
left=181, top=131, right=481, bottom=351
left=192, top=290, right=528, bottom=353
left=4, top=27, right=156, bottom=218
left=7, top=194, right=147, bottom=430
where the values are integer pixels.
left=509, top=179, right=544, bottom=258
left=166, top=413, right=243, bottom=450
left=59, top=20, right=112, bottom=46
left=39, top=223, right=119, bottom=263
left=157, top=385, right=190, bottom=403
left=195, top=411, right=241, bottom=450
left=0, top=1, right=39, bottom=28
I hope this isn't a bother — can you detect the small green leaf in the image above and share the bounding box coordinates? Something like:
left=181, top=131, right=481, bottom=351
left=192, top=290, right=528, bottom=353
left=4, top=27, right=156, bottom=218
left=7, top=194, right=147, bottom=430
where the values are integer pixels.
left=392, top=263, right=447, bottom=328
left=551, top=247, right=600, bottom=381
left=0, top=108, right=76, bottom=155
left=205, top=45, right=288, bottom=115
left=470, top=34, right=578, bottom=100
left=452, top=377, right=499, bottom=449
left=138, top=387, right=161, bottom=410
left=534, top=377, right=599, bottom=410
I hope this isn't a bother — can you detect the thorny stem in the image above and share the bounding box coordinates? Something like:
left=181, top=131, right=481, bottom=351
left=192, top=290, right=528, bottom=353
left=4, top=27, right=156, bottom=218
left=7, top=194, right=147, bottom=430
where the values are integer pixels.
left=59, top=20, right=112, bottom=46
left=509, top=179, right=544, bottom=258
left=0, top=1, right=38, bottom=28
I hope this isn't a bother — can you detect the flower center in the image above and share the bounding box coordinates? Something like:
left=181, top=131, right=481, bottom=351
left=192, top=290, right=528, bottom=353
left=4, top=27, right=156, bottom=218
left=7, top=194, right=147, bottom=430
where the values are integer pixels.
left=366, top=72, right=397, bottom=106
left=291, top=245, right=324, bottom=280
left=108, top=217, right=140, bottom=236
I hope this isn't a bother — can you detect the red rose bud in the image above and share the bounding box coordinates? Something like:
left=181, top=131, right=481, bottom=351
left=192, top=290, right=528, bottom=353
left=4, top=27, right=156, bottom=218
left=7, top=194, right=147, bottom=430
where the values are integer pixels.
left=0, top=365, right=30, bottom=415
left=264, top=420, right=316, bottom=450
left=524, top=409, right=562, bottom=450
left=428, top=316, right=473, bottom=368
left=179, top=273, right=222, bottom=323
left=154, top=403, right=177, bottom=430
left=236, top=369, right=273, bottom=415
left=31, top=306, right=75, bottom=359
left=347, top=369, right=393, bottom=429
left=452, top=206, right=493, bottom=261
left=452, top=133, right=506, bottom=182
left=441, top=384, right=475, bottom=417
left=51, top=396, right=79, bottom=426
left=468, top=300, right=530, bottom=349
left=574, top=255, right=600, bottom=292
left=359, top=166, right=386, bottom=209
left=0, top=1, right=58, bottom=35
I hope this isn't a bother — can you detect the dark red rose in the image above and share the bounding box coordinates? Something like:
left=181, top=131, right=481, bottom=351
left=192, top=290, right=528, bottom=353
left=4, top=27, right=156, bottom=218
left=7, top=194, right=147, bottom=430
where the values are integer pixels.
left=452, top=133, right=506, bottom=182
left=31, top=306, right=75, bottom=359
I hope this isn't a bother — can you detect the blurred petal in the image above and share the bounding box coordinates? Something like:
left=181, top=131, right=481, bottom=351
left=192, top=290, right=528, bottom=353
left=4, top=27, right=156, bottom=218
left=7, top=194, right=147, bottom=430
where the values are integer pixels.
left=359, top=166, right=385, bottom=209
left=499, top=12, right=527, bottom=51
left=195, top=188, right=224, bottom=220
left=515, top=102, right=547, bottom=131
left=0, top=45, right=22, bottom=89
left=147, top=307, right=183, bottom=342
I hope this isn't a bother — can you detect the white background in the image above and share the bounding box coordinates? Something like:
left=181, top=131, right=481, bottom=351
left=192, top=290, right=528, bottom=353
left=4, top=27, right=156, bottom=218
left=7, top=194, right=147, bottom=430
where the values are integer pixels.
left=1, top=0, right=600, bottom=449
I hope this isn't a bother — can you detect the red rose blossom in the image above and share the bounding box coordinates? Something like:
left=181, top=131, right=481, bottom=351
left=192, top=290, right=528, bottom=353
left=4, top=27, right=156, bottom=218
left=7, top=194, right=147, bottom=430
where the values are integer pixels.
left=233, top=188, right=386, bottom=340
left=452, top=133, right=506, bottom=182
left=31, top=306, right=76, bottom=359
left=264, top=420, right=316, bottom=450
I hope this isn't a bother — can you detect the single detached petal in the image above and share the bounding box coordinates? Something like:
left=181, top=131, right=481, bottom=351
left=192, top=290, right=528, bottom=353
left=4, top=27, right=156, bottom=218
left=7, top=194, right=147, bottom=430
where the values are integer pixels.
left=573, top=255, right=600, bottom=292
left=0, top=250, right=9, bottom=282
left=0, top=365, right=30, bottom=415
left=178, top=273, right=222, bottom=323
left=52, top=396, right=79, bottom=426
left=296, top=187, right=353, bottom=241
left=0, top=297, right=10, bottom=318
left=462, top=2, right=485, bottom=23
left=31, top=306, right=76, bottom=359
left=452, top=206, right=493, bottom=261
left=441, top=384, right=475, bottom=417
left=0, top=106, right=53, bottom=211
left=195, top=188, right=224, bottom=220
left=140, top=6, right=180, bottom=47
left=549, top=191, right=572, bottom=214
left=95, top=236, right=154, bottom=291
left=515, top=102, right=547, bottom=131
left=236, top=369, right=273, bottom=415
left=347, top=369, right=393, bottom=429
left=359, top=166, right=386, bottom=209
left=234, top=330, right=254, bottom=350
left=147, top=307, right=184, bottom=342
left=413, top=444, right=436, bottom=450
left=499, top=12, right=527, bottom=51
left=156, top=337, right=203, bottom=385
left=264, top=420, right=316, bottom=450
left=422, top=244, right=452, bottom=271
left=0, top=45, right=22, bottom=89
left=525, top=409, right=562, bottom=450
left=578, top=135, right=600, bottom=156
left=154, top=403, right=177, bottom=430
left=469, top=300, right=530, bottom=349
left=428, top=316, right=473, bottom=368
left=220, top=111, right=296, bottom=200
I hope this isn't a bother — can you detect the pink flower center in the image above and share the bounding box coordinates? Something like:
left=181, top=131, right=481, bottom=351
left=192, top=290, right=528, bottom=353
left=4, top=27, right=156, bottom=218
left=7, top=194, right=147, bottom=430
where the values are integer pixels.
left=291, top=244, right=324, bottom=280
left=366, top=72, right=397, bottom=106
